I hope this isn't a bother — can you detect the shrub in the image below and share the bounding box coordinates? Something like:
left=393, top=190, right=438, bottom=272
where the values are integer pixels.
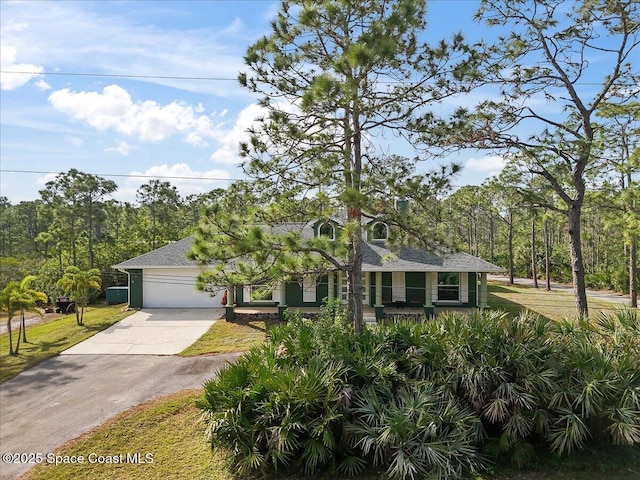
left=347, top=382, right=485, bottom=480
left=200, top=306, right=640, bottom=479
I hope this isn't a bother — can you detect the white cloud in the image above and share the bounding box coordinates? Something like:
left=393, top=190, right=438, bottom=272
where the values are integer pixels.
left=464, top=154, right=506, bottom=176
left=105, top=141, right=136, bottom=156
left=48, top=84, right=223, bottom=144
left=209, top=103, right=266, bottom=164
left=0, top=45, right=44, bottom=90
left=65, top=136, right=84, bottom=146
left=34, top=78, right=51, bottom=91
left=117, top=163, right=233, bottom=202
left=1, top=2, right=251, bottom=97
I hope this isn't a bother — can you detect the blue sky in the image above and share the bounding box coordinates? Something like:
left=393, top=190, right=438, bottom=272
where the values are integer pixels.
left=1, top=0, right=507, bottom=204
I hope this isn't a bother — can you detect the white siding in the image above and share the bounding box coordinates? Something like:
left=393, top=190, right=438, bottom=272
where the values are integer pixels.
left=303, top=277, right=316, bottom=303
left=142, top=268, right=224, bottom=308
left=461, top=272, right=469, bottom=303
left=392, top=272, right=406, bottom=302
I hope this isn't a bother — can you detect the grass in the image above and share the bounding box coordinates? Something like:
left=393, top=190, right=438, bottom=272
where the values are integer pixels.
left=489, top=445, right=640, bottom=479
left=11, top=291, right=637, bottom=480
left=21, top=389, right=233, bottom=480
left=21, top=388, right=639, bottom=480
left=0, top=304, right=134, bottom=383
left=179, top=318, right=285, bottom=356
left=487, top=281, right=621, bottom=322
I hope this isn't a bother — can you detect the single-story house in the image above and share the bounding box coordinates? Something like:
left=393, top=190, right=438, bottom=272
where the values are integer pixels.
left=113, top=215, right=503, bottom=320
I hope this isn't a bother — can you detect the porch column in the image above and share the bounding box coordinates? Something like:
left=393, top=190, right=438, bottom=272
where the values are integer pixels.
left=337, top=271, right=343, bottom=302
left=424, top=272, right=434, bottom=318
left=278, top=282, right=288, bottom=321
left=328, top=271, right=335, bottom=301
left=374, top=271, right=384, bottom=320
left=225, top=285, right=235, bottom=321
left=479, top=272, right=488, bottom=308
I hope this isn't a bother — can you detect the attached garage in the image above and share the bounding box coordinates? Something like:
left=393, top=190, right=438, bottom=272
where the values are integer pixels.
left=142, top=268, right=224, bottom=308
left=113, top=238, right=225, bottom=309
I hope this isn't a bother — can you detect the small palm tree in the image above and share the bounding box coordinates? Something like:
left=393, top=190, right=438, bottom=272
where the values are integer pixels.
left=0, top=276, right=47, bottom=355
left=0, top=281, right=19, bottom=355
left=57, top=266, right=102, bottom=326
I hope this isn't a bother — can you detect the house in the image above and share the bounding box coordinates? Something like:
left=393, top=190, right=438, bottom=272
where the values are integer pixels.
left=113, top=214, right=503, bottom=321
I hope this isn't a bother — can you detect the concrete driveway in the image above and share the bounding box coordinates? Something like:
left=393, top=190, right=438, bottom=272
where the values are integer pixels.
left=61, top=308, right=223, bottom=355
left=0, top=353, right=241, bottom=480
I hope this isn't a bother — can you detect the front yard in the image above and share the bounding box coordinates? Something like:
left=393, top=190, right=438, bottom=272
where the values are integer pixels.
left=0, top=304, right=134, bottom=383
left=8, top=285, right=639, bottom=480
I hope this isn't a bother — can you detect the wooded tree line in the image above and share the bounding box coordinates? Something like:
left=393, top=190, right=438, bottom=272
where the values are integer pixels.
left=0, top=170, right=224, bottom=297
left=1, top=161, right=636, bottom=306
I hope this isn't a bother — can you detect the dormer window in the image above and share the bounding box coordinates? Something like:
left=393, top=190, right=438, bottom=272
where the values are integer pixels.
left=319, top=222, right=335, bottom=240
left=370, top=221, right=388, bottom=241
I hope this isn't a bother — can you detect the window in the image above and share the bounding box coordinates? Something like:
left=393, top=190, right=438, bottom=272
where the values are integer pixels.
left=319, top=223, right=335, bottom=240
left=339, top=273, right=369, bottom=304
left=370, top=222, right=388, bottom=240
left=437, top=272, right=459, bottom=301
left=248, top=283, right=273, bottom=302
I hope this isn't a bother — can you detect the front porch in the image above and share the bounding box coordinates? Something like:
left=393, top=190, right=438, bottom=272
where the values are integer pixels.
left=224, top=271, right=490, bottom=321
left=228, top=305, right=477, bottom=323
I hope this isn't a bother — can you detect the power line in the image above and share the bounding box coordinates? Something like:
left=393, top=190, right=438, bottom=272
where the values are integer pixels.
left=2, top=70, right=633, bottom=87
left=0, top=70, right=236, bottom=81
left=0, top=169, right=242, bottom=182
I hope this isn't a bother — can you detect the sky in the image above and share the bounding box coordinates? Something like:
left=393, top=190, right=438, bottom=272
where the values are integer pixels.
left=0, top=0, right=507, bottom=204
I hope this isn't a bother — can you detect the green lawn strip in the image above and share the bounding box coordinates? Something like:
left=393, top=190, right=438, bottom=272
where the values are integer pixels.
left=488, top=281, right=621, bottom=322
left=20, top=388, right=639, bottom=480
left=21, top=389, right=233, bottom=480
left=179, top=318, right=286, bottom=356
left=490, top=445, right=640, bottom=480
left=0, top=304, right=134, bottom=383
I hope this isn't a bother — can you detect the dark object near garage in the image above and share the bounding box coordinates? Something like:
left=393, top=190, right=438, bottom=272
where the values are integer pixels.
left=56, top=297, right=76, bottom=313
left=106, top=286, right=128, bottom=305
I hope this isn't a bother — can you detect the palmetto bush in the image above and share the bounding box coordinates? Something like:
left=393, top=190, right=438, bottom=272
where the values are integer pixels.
left=546, top=311, right=640, bottom=453
left=347, top=382, right=485, bottom=480
left=200, top=306, right=640, bottom=479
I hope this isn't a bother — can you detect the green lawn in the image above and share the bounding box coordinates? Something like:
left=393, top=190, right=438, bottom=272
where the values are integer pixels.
left=22, top=389, right=232, bottom=480
left=487, top=280, right=622, bottom=322
left=0, top=304, right=134, bottom=383
left=179, top=318, right=285, bottom=356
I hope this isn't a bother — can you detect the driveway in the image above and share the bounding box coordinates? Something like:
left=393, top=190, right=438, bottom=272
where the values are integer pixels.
left=0, top=353, right=240, bottom=479
left=61, top=308, right=224, bottom=355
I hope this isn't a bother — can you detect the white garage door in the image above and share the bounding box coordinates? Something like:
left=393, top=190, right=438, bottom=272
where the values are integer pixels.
left=142, top=268, right=225, bottom=308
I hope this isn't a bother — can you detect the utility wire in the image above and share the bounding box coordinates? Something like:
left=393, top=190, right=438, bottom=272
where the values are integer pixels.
left=2, top=70, right=634, bottom=87
left=0, top=169, right=621, bottom=192
left=0, top=71, right=236, bottom=81
left=0, top=169, right=242, bottom=182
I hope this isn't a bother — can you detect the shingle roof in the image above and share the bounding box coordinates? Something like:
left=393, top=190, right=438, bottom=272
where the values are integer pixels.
left=113, top=237, right=197, bottom=268
left=362, top=243, right=504, bottom=272
left=114, top=235, right=503, bottom=273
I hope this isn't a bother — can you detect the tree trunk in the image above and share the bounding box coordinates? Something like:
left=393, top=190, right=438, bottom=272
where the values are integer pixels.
left=15, top=317, right=22, bottom=354
left=630, top=237, right=637, bottom=308
left=567, top=202, right=588, bottom=316
left=21, top=312, right=27, bottom=343
left=7, top=319, right=14, bottom=355
left=348, top=218, right=364, bottom=334
left=508, top=209, right=514, bottom=285
left=531, top=216, right=538, bottom=288
left=544, top=219, right=551, bottom=291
